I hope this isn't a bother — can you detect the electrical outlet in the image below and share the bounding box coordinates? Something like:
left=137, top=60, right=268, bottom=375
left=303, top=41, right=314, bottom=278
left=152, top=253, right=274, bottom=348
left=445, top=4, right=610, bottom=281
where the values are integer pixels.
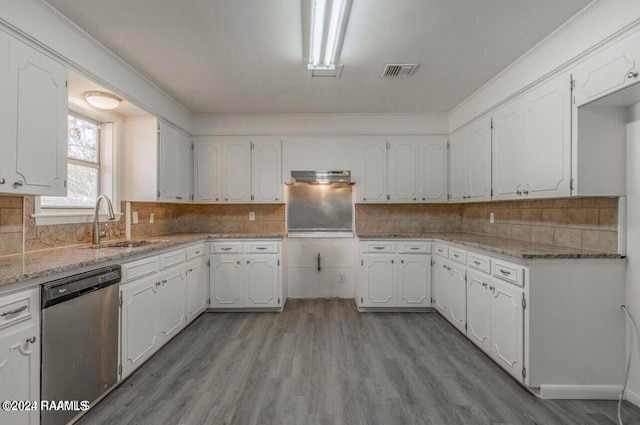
left=149, top=212, right=154, bottom=224
left=490, top=212, right=494, bottom=224
left=339, top=274, right=345, bottom=283
left=249, top=212, right=255, bottom=221
left=132, top=211, right=139, bottom=224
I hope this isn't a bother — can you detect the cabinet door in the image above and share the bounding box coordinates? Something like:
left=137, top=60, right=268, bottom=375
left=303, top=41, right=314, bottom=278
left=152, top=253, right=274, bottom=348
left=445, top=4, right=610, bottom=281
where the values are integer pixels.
left=121, top=275, right=159, bottom=378
left=4, top=36, right=68, bottom=196
left=490, top=278, right=524, bottom=381
left=186, top=259, right=208, bottom=323
left=210, top=255, right=244, bottom=308
left=573, top=30, right=640, bottom=106
left=360, top=255, right=395, bottom=307
left=447, top=262, right=467, bottom=333
left=387, top=140, right=418, bottom=203
left=432, top=257, right=448, bottom=315
left=157, top=268, right=187, bottom=343
left=222, top=140, right=251, bottom=203
left=492, top=100, right=525, bottom=200
left=176, top=133, right=192, bottom=202
left=194, top=140, right=222, bottom=203
left=421, top=139, right=447, bottom=202
left=252, top=139, right=282, bottom=203
left=522, top=74, right=571, bottom=199
left=158, top=120, right=180, bottom=201
left=448, top=130, right=468, bottom=202
left=466, top=270, right=491, bottom=353
left=0, top=323, right=39, bottom=425
left=245, top=255, right=280, bottom=308
left=396, top=255, right=430, bottom=307
left=360, top=142, right=387, bottom=202
left=466, top=117, right=492, bottom=201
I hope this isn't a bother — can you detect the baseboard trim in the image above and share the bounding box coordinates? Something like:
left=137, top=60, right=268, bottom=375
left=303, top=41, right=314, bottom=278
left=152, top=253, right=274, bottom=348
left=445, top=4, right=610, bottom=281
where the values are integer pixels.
left=625, top=388, right=640, bottom=407
left=540, top=385, right=622, bottom=400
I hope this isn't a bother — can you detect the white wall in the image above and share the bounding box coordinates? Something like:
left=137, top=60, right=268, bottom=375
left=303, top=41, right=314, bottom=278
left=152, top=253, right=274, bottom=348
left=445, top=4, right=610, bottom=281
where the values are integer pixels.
left=625, top=102, right=640, bottom=405
left=450, top=0, right=640, bottom=131
left=0, top=0, right=192, bottom=133
left=193, top=113, right=448, bottom=136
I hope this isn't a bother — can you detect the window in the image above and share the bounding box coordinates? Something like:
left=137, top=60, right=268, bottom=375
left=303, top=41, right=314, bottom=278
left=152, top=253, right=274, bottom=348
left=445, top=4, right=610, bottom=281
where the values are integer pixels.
left=41, top=113, right=100, bottom=208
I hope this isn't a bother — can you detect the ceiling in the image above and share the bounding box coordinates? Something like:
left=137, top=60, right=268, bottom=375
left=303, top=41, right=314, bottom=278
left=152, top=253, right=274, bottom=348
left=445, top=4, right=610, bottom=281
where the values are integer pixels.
left=46, top=0, right=591, bottom=114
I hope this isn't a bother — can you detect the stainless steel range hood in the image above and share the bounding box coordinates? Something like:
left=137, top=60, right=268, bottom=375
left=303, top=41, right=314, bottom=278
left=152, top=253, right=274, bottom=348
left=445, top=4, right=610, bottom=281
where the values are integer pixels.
left=291, top=170, right=351, bottom=184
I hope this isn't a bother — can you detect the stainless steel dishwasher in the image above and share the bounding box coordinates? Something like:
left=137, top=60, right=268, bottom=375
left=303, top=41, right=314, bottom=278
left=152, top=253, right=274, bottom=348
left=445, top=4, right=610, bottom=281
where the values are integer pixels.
left=41, top=265, right=121, bottom=425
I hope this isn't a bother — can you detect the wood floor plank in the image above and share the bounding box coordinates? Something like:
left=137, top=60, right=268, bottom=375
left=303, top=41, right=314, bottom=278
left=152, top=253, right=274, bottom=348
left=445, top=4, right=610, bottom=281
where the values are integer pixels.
left=77, top=299, right=640, bottom=425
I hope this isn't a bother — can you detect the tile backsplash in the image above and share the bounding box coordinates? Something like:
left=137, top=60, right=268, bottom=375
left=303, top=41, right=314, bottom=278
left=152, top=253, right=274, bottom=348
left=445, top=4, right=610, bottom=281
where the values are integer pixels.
left=0, top=196, right=23, bottom=255
left=355, top=204, right=463, bottom=234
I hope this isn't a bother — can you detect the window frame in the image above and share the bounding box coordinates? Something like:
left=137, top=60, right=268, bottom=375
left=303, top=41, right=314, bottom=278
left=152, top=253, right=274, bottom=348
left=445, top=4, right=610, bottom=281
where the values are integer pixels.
left=34, top=102, right=123, bottom=225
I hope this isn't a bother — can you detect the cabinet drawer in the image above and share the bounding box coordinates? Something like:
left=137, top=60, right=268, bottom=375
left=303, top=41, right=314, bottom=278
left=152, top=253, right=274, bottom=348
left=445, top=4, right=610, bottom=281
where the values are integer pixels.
left=186, top=244, right=205, bottom=261
left=492, top=260, right=524, bottom=287
left=210, top=242, right=242, bottom=254
left=0, top=290, right=35, bottom=330
left=449, top=247, right=467, bottom=265
left=398, top=242, right=431, bottom=254
left=244, top=241, right=279, bottom=254
left=362, top=241, right=395, bottom=253
left=159, top=249, right=186, bottom=271
left=433, top=244, right=448, bottom=258
left=122, top=256, right=159, bottom=283
left=467, top=252, right=491, bottom=274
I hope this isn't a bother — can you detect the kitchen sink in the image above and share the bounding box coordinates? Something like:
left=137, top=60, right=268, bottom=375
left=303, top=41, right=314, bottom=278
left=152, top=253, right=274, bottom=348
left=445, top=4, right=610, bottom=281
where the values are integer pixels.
left=85, top=240, right=165, bottom=249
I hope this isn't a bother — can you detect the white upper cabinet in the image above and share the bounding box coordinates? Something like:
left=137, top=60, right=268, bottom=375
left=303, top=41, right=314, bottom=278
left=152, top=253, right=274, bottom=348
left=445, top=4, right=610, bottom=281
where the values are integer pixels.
left=0, top=32, right=68, bottom=196
left=421, top=139, right=448, bottom=202
left=194, top=138, right=282, bottom=204
left=222, top=140, right=251, bottom=203
left=522, top=74, right=571, bottom=199
left=360, top=137, right=447, bottom=204
left=388, top=140, right=419, bottom=202
left=449, top=117, right=491, bottom=203
left=492, top=74, right=571, bottom=200
left=573, top=29, right=640, bottom=107
left=124, top=118, right=192, bottom=203
left=360, top=141, right=387, bottom=203
left=492, top=99, right=525, bottom=200
left=251, top=139, right=283, bottom=203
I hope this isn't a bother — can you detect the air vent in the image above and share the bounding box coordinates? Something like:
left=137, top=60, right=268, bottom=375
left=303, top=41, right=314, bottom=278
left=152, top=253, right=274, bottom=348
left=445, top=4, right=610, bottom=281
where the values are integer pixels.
left=382, top=64, right=419, bottom=78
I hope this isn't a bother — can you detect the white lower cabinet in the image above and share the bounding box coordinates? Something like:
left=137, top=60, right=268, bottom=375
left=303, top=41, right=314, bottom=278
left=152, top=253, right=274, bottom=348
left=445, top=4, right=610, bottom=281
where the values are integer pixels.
left=490, top=277, right=524, bottom=380
left=209, top=240, right=283, bottom=310
left=358, top=241, right=431, bottom=309
left=432, top=256, right=448, bottom=315
left=120, top=274, right=160, bottom=378
left=186, top=258, right=209, bottom=323
left=0, top=288, right=39, bottom=425
left=157, top=267, right=187, bottom=342
left=466, top=270, right=491, bottom=353
left=431, top=256, right=466, bottom=332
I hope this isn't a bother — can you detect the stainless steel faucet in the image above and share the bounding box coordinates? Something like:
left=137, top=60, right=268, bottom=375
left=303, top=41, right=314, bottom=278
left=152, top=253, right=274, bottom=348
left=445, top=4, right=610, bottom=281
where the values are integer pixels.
left=93, top=195, right=116, bottom=245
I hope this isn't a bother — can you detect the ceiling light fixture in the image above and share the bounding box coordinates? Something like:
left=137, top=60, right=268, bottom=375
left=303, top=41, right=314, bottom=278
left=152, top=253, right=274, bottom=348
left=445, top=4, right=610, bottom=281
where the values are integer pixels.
left=308, top=0, right=352, bottom=72
left=83, top=91, right=122, bottom=110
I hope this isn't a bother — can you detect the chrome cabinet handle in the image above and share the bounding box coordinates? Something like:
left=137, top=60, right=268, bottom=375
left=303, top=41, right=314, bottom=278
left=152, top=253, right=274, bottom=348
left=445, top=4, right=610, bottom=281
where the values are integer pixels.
left=0, top=178, right=5, bottom=184
left=162, top=279, right=167, bottom=284
left=516, top=190, right=522, bottom=196
left=410, top=247, right=420, bottom=250
left=188, top=268, right=193, bottom=273
left=221, top=247, right=232, bottom=251
left=26, top=336, right=36, bottom=344
left=256, top=247, right=267, bottom=250
left=400, top=260, right=405, bottom=264
left=628, top=71, right=639, bottom=79
left=13, top=180, right=23, bottom=188
left=225, top=198, right=229, bottom=201
left=473, top=260, right=481, bottom=265
left=195, top=250, right=201, bottom=254
left=413, top=198, right=417, bottom=201
left=1, top=305, right=28, bottom=317
left=442, top=264, right=447, bottom=269
left=363, top=197, right=367, bottom=201
left=215, top=198, right=219, bottom=201
left=499, top=269, right=511, bottom=276
left=176, top=196, right=183, bottom=200
left=155, top=281, right=160, bottom=287
left=523, top=190, right=529, bottom=196
left=236, top=261, right=241, bottom=265
left=422, top=197, right=426, bottom=201
left=390, top=260, right=395, bottom=264
left=373, top=247, right=385, bottom=250
left=482, top=283, right=487, bottom=288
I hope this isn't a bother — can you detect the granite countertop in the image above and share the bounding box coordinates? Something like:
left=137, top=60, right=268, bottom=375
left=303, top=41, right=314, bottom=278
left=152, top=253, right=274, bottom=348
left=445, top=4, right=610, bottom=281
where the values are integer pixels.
left=0, top=233, right=283, bottom=288
left=357, top=232, right=625, bottom=260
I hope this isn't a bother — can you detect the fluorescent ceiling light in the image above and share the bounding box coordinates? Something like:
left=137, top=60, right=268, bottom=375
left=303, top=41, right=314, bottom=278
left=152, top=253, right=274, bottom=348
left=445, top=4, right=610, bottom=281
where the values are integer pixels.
left=308, top=0, right=351, bottom=69
left=83, top=91, right=122, bottom=110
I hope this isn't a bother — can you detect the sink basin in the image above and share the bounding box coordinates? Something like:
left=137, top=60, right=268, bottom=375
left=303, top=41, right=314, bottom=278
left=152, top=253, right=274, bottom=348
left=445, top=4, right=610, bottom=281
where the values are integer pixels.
left=86, top=240, right=164, bottom=249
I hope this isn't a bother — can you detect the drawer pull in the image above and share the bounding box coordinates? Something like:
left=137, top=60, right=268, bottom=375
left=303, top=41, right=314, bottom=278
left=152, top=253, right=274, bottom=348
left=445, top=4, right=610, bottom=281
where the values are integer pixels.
left=1, top=305, right=27, bottom=317
left=473, top=260, right=481, bottom=265
left=256, top=247, right=268, bottom=250
left=26, top=336, right=36, bottom=344
left=373, top=246, right=385, bottom=250
left=221, top=247, right=233, bottom=251
left=453, top=254, right=459, bottom=258
left=410, top=247, right=420, bottom=250
left=499, top=269, right=511, bottom=276
left=195, top=250, right=201, bottom=255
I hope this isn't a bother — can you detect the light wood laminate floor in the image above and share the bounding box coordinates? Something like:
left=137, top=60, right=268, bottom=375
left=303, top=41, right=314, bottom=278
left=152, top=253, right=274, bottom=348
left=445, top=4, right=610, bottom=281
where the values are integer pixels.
left=78, top=299, right=640, bottom=425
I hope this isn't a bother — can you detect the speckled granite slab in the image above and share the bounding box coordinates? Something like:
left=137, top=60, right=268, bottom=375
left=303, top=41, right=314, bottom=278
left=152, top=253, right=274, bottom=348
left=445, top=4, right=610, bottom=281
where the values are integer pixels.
left=0, top=233, right=283, bottom=288
left=357, top=232, right=624, bottom=260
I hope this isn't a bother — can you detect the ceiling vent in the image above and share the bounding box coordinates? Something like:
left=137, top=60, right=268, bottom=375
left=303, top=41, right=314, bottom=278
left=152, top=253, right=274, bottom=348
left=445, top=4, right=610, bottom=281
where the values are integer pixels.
left=382, top=64, right=419, bottom=78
